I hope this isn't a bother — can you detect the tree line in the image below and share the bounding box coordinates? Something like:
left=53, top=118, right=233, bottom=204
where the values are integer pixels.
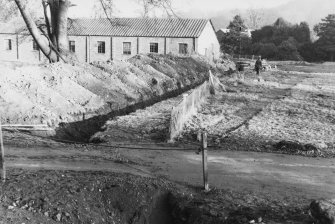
left=218, top=14, right=335, bottom=62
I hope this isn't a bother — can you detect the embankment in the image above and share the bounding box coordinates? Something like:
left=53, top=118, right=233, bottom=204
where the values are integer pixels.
left=0, top=54, right=235, bottom=141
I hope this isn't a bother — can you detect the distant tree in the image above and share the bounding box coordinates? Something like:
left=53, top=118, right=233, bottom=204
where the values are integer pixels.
left=251, top=25, right=274, bottom=43
left=299, top=42, right=327, bottom=62
left=0, top=0, right=19, bottom=22
left=292, top=22, right=311, bottom=43
left=273, top=17, right=291, bottom=28
left=314, top=14, right=335, bottom=61
left=249, top=17, right=315, bottom=61
left=252, top=43, right=278, bottom=59
left=220, top=15, right=250, bottom=56
left=245, top=8, right=265, bottom=30
left=272, top=18, right=292, bottom=45
left=227, top=15, right=247, bottom=32
left=94, top=0, right=114, bottom=18
left=95, top=0, right=176, bottom=18
left=277, top=38, right=302, bottom=61
left=220, top=32, right=239, bottom=55
left=139, top=0, right=175, bottom=18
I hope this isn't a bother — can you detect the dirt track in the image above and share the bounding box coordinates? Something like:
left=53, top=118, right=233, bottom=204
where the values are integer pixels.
left=3, top=142, right=335, bottom=202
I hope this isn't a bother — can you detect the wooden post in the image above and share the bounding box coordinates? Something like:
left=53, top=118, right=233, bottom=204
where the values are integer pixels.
left=181, top=94, right=188, bottom=130
left=16, top=34, right=19, bottom=60
left=85, top=36, right=88, bottom=63
left=111, top=36, right=113, bottom=60
left=202, top=132, right=209, bottom=191
left=164, top=37, right=167, bottom=55
left=0, top=119, right=6, bottom=182
left=137, top=37, right=140, bottom=55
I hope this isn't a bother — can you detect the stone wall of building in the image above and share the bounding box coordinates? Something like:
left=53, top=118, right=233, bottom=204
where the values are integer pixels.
left=0, top=22, right=220, bottom=63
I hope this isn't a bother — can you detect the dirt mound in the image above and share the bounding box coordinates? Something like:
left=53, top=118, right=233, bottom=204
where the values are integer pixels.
left=0, top=54, right=234, bottom=128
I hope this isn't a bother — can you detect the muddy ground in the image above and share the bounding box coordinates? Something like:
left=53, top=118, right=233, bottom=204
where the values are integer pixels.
left=0, top=168, right=312, bottom=224
left=1, top=62, right=334, bottom=223
left=95, top=63, right=335, bottom=157
left=1, top=131, right=322, bottom=224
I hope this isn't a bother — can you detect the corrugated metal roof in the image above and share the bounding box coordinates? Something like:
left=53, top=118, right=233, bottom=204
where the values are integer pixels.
left=68, top=18, right=209, bottom=37
left=0, top=18, right=210, bottom=38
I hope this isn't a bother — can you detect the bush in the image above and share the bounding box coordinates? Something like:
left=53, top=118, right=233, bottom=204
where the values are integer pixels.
left=277, top=39, right=302, bottom=61
left=252, top=43, right=278, bottom=59
left=299, top=43, right=327, bottom=62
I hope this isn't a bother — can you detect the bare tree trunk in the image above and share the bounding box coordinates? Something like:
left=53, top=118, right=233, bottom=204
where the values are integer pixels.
left=42, top=0, right=53, bottom=40
left=49, top=0, right=59, bottom=48
left=15, top=0, right=58, bottom=62
left=56, top=0, right=70, bottom=51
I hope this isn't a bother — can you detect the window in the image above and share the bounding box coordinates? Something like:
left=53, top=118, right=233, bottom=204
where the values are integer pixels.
left=150, top=43, right=158, bottom=53
left=33, top=40, right=39, bottom=51
left=5, top=39, right=12, bottom=51
left=179, top=43, right=188, bottom=54
left=123, top=42, right=131, bottom=55
left=69, top=41, right=75, bottom=52
left=97, top=41, right=105, bottom=54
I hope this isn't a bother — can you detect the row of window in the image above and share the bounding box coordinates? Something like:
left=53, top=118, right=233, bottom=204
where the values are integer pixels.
left=4, top=39, right=189, bottom=55
left=4, top=39, right=39, bottom=51
left=68, top=41, right=189, bottom=55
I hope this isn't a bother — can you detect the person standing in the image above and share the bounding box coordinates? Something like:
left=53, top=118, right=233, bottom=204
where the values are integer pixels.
left=255, top=56, right=262, bottom=81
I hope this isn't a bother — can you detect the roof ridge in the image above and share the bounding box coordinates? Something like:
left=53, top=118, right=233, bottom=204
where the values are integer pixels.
left=69, top=17, right=209, bottom=21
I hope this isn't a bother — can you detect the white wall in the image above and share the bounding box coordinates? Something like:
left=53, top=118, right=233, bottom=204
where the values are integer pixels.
left=197, top=21, right=220, bottom=60
left=0, top=31, right=210, bottom=63
left=112, top=37, right=138, bottom=61
left=0, top=34, right=19, bottom=61
left=0, top=34, right=49, bottom=63
left=166, top=37, right=194, bottom=55
left=138, top=37, right=165, bottom=54
left=68, top=36, right=86, bottom=63
left=88, top=36, right=112, bottom=62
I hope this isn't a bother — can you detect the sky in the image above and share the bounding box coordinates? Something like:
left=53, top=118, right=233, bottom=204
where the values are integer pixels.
left=69, top=0, right=292, bottom=18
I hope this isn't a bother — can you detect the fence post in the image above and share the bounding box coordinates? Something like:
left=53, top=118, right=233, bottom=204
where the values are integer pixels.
left=209, top=71, right=215, bottom=95
left=0, top=119, right=6, bottom=183
left=181, top=93, right=188, bottom=130
left=202, top=132, right=209, bottom=191
left=191, top=92, right=195, bottom=114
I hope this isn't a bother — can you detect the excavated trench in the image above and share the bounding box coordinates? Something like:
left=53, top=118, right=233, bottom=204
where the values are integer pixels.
left=53, top=78, right=208, bottom=143
left=148, top=192, right=174, bottom=224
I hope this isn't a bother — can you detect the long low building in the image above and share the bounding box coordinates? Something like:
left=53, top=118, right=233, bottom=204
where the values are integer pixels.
left=0, top=18, right=220, bottom=63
